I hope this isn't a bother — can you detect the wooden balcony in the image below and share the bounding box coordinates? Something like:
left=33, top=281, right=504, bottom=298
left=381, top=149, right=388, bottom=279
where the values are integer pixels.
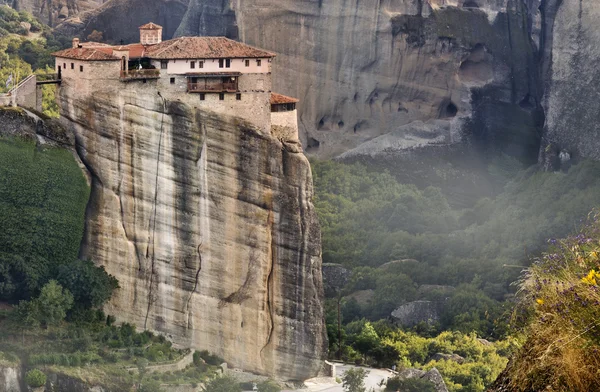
left=187, top=80, right=238, bottom=93
left=120, top=69, right=160, bottom=81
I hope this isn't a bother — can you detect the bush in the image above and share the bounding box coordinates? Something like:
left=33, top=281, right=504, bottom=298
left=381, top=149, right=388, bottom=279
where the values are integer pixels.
left=385, top=376, right=437, bottom=392
left=25, top=369, right=46, bottom=388
left=201, top=375, right=241, bottom=392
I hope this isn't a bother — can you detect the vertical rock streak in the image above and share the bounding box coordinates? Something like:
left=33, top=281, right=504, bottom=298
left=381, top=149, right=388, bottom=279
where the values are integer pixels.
left=58, top=82, right=326, bottom=380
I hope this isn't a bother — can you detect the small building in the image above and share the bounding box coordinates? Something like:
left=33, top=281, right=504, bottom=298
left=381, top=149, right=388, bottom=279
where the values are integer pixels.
left=51, top=23, right=300, bottom=141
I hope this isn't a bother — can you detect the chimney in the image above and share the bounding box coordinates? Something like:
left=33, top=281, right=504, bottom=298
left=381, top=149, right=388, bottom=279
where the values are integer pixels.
left=72, top=38, right=80, bottom=48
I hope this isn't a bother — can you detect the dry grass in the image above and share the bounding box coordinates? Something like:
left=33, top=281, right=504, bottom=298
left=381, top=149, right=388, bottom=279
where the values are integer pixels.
left=503, top=213, right=600, bottom=391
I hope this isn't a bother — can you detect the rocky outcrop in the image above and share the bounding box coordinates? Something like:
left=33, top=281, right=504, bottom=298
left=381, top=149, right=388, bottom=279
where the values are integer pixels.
left=57, top=0, right=542, bottom=160
left=56, top=76, right=326, bottom=380
left=539, top=0, right=600, bottom=164
left=391, top=300, right=442, bottom=327
left=56, top=0, right=188, bottom=43
left=398, top=367, right=449, bottom=392
left=12, top=0, right=104, bottom=26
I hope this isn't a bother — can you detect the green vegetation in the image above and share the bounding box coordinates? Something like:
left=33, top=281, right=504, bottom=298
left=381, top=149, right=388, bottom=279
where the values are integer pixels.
left=0, top=6, right=71, bottom=117
left=500, top=215, right=600, bottom=391
left=25, top=368, right=46, bottom=387
left=313, top=159, right=600, bottom=391
left=202, top=375, right=242, bottom=392
left=330, top=318, right=512, bottom=392
left=313, top=159, right=600, bottom=337
left=342, top=367, right=368, bottom=392
left=385, top=376, right=437, bottom=392
left=0, top=139, right=90, bottom=302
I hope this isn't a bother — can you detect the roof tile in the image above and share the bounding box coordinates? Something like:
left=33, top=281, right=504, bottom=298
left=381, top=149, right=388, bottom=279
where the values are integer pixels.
left=271, top=93, right=299, bottom=105
left=145, top=37, right=276, bottom=59
left=51, top=47, right=120, bottom=61
left=139, top=22, right=162, bottom=30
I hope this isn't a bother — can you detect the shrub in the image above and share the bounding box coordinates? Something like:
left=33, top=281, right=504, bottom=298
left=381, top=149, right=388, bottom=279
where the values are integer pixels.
left=25, top=369, right=46, bottom=388
left=385, top=376, right=437, bottom=392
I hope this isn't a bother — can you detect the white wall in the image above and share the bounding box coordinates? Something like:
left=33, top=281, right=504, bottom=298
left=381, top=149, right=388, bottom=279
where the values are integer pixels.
left=152, top=58, right=272, bottom=75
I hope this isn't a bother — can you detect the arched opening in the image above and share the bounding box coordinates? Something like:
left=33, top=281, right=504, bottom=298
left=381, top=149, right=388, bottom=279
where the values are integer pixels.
left=121, top=57, right=127, bottom=72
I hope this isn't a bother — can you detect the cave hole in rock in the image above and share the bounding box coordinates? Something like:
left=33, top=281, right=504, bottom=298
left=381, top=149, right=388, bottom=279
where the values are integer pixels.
left=338, top=120, right=344, bottom=128
left=463, top=0, right=480, bottom=7
left=306, top=137, right=321, bottom=151
left=353, top=92, right=359, bottom=101
left=318, top=117, right=326, bottom=129
left=440, top=101, right=458, bottom=118
left=398, top=103, right=408, bottom=113
left=353, top=121, right=367, bottom=133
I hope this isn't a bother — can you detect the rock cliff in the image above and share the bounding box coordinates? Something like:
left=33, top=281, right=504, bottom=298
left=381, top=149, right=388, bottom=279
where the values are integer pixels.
left=12, top=0, right=104, bottom=26
left=59, top=0, right=542, bottom=160
left=539, top=0, right=600, bottom=165
left=56, top=78, right=326, bottom=380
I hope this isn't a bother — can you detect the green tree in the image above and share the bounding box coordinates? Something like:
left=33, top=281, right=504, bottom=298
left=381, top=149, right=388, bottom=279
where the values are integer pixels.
left=13, top=299, right=40, bottom=328
left=353, top=322, right=380, bottom=359
left=36, top=280, right=73, bottom=326
left=25, top=369, right=46, bottom=388
left=201, top=375, right=241, bottom=392
left=385, top=377, right=436, bottom=392
left=342, top=368, right=368, bottom=392
left=57, top=260, right=119, bottom=309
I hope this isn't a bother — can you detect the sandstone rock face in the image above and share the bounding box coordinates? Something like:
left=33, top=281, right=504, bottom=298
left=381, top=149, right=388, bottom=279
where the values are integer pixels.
left=58, top=0, right=542, bottom=160
left=57, top=0, right=189, bottom=43
left=540, top=0, right=600, bottom=163
left=56, top=76, right=326, bottom=380
left=391, top=300, right=442, bottom=326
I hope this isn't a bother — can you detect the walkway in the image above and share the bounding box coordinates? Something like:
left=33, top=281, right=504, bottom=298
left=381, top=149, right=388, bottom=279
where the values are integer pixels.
left=283, top=365, right=394, bottom=392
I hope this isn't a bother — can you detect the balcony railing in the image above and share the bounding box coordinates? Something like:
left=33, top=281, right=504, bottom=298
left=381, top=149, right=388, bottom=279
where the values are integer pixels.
left=120, top=69, right=160, bottom=80
left=187, top=81, right=238, bottom=93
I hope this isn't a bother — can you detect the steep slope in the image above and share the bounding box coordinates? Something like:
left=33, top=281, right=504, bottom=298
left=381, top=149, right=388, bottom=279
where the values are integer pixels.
left=55, top=75, right=326, bottom=380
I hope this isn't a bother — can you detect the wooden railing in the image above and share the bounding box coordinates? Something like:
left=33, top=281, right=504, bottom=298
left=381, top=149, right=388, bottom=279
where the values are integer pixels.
left=120, top=69, right=160, bottom=80
left=187, top=81, right=237, bottom=93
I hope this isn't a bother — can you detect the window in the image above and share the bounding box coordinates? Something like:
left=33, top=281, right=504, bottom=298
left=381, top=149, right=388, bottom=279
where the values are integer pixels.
left=245, top=59, right=250, bottom=67
left=161, top=60, right=168, bottom=70
left=219, top=59, right=224, bottom=68
left=257, top=59, right=262, bottom=66
left=190, top=61, right=196, bottom=69
left=71, top=63, right=74, bottom=69
left=199, top=61, right=204, bottom=69
left=170, top=77, right=175, bottom=84
left=225, top=59, right=231, bottom=68
left=80, top=65, right=83, bottom=72
left=219, top=93, right=225, bottom=101
left=236, top=93, right=241, bottom=101
left=199, top=93, right=205, bottom=101
left=63, top=63, right=66, bottom=69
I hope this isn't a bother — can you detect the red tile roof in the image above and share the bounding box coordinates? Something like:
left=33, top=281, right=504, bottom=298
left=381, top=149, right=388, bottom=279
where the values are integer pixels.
left=139, top=22, right=162, bottom=30
left=145, top=37, right=276, bottom=59
left=51, top=47, right=120, bottom=61
left=271, top=93, right=299, bottom=105
left=112, top=43, right=148, bottom=59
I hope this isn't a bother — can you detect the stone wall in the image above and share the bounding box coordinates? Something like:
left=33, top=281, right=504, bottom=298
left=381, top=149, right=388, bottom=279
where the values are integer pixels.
left=271, top=110, right=298, bottom=142
left=10, top=74, right=39, bottom=112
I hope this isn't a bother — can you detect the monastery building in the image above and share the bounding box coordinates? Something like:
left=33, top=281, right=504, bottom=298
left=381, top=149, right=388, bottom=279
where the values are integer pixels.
left=52, top=23, right=299, bottom=141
